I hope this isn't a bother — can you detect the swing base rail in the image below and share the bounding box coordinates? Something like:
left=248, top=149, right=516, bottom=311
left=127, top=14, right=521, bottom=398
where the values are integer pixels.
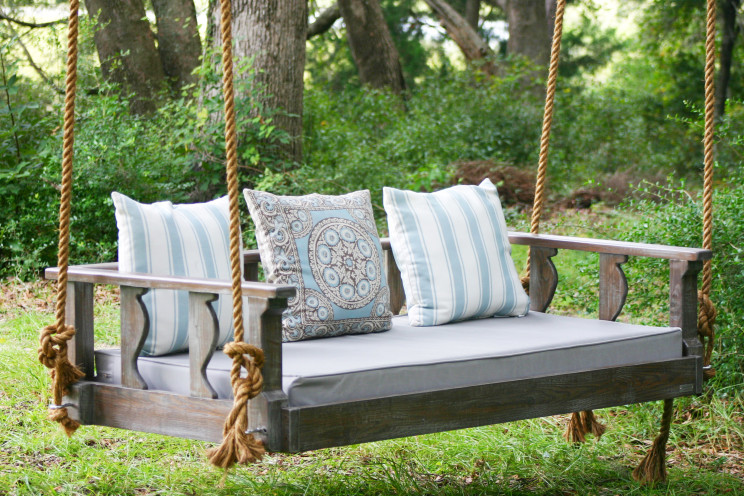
left=64, top=355, right=699, bottom=452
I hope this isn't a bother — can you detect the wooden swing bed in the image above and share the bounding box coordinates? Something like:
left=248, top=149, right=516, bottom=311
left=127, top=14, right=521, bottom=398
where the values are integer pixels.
left=39, top=0, right=719, bottom=483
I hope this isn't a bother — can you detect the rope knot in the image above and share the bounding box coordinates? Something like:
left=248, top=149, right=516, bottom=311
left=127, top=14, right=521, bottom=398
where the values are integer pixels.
left=207, top=341, right=267, bottom=468
left=697, top=291, right=717, bottom=337
left=697, top=290, right=717, bottom=379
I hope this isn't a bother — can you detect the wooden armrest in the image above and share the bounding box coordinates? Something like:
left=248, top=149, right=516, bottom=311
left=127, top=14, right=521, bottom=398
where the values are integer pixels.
left=45, top=265, right=296, bottom=299
left=505, top=232, right=711, bottom=261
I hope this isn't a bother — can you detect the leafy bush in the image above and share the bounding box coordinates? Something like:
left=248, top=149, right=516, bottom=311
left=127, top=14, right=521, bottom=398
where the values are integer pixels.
left=0, top=57, right=286, bottom=279
left=299, top=68, right=544, bottom=219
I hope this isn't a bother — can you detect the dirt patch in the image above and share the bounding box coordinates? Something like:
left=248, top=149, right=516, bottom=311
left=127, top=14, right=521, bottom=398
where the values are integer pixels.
left=0, top=278, right=119, bottom=321
left=454, top=161, right=673, bottom=211
left=453, top=160, right=535, bottom=208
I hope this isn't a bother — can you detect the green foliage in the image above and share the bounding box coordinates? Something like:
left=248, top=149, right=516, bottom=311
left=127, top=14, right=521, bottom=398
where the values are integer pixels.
left=299, top=68, right=544, bottom=219
left=0, top=54, right=287, bottom=278
left=616, top=176, right=744, bottom=390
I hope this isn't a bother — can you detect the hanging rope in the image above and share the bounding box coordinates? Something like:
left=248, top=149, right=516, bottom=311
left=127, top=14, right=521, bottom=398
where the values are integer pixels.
left=205, top=0, right=266, bottom=469
left=698, top=0, right=717, bottom=380
left=520, top=0, right=566, bottom=291
left=519, top=0, right=607, bottom=445
left=635, top=0, right=716, bottom=484
left=37, top=0, right=85, bottom=437
left=633, top=399, right=674, bottom=483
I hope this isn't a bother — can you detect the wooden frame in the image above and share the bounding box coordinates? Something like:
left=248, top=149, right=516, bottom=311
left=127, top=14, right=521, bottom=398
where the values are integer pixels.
left=46, top=232, right=710, bottom=452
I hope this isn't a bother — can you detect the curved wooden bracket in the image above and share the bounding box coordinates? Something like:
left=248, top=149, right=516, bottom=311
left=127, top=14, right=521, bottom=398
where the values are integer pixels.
left=529, top=246, right=558, bottom=312
left=599, top=253, right=628, bottom=322
left=189, top=292, right=220, bottom=399
left=120, top=286, right=150, bottom=390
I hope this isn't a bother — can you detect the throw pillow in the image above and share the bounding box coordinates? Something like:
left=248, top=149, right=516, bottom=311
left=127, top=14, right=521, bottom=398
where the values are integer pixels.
left=243, top=189, right=392, bottom=341
left=383, top=178, right=529, bottom=326
left=112, top=192, right=235, bottom=356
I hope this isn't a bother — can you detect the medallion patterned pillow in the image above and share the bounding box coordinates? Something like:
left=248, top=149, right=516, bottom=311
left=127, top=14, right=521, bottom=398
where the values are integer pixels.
left=243, top=189, right=393, bottom=341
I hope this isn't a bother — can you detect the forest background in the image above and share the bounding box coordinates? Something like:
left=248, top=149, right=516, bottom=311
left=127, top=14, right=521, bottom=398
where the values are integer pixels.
left=0, top=0, right=743, bottom=388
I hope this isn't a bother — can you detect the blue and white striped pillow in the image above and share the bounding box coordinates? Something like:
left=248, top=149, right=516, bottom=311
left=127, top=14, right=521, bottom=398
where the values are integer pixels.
left=383, top=178, right=529, bottom=326
left=112, top=192, right=235, bottom=356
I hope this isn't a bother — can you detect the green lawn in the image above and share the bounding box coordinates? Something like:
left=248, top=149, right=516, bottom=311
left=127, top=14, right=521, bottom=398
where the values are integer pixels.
left=1, top=278, right=742, bottom=495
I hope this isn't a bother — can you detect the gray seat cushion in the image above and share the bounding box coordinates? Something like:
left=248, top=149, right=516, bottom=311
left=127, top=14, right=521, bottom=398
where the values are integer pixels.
left=95, top=312, right=682, bottom=407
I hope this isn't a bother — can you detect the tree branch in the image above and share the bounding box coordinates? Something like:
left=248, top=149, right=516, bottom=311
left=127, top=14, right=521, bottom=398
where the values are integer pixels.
left=0, top=10, right=67, bottom=29
left=423, top=0, right=498, bottom=75
left=307, top=3, right=341, bottom=39
left=4, top=22, right=64, bottom=94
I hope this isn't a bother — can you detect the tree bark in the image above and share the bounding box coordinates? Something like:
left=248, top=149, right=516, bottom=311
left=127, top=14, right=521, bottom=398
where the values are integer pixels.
left=152, top=0, right=201, bottom=91
left=338, top=0, right=406, bottom=94
left=507, top=0, right=551, bottom=67
left=465, top=0, right=480, bottom=30
left=423, top=0, right=498, bottom=75
left=715, top=0, right=741, bottom=118
left=545, top=0, right=557, bottom=37
left=85, top=0, right=166, bottom=114
left=209, top=0, right=307, bottom=164
left=308, top=3, right=342, bottom=39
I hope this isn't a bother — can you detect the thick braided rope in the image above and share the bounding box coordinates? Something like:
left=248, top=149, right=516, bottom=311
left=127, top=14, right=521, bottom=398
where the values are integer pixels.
left=522, top=0, right=565, bottom=287
left=38, top=0, right=84, bottom=437
left=633, top=398, right=674, bottom=483
left=699, top=0, right=717, bottom=378
left=206, top=0, right=266, bottom=469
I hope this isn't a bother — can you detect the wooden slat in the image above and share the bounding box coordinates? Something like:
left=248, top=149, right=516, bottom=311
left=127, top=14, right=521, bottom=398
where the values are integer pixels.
left=189, top=293, right=219, bottom=399
left=599, top=253, right=628, bottom=321
left=529, top=246, right=558, bottom=312
left=507, top=232, right=712, bottom=261
left=120, top=286, right=149, bottom=390
left=45, top=266, right=296, bottom=299
left=66, top=382, right=233, bottom=442
left=66, top=282, right=95, bottom=379
left=285, top=357, right=699, bottom=452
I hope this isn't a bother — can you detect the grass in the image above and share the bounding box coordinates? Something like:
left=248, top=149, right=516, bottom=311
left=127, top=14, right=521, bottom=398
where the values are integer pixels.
left=1, top=231, right=743, bottom=495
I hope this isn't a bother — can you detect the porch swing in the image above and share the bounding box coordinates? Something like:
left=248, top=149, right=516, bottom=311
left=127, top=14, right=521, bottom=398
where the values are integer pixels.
left=39, top=0, right=718, bottom=483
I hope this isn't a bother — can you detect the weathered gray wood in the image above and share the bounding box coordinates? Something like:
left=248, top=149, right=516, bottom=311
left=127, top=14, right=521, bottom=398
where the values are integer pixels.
left=243, top=250, right=261, bottom=265
left=670, top=260, right=703, bottom=349
left=244, top=262, right=260, bottom=282
left=65, top=282, right=95, bottom=379
left=65, top=382, right=232, bottom=442
left=670, top=259, right=704, bottom=394
left=284, top=357, right=698, bottom=452
left=508, top=232, right=712, bottom=261
left=384, top=248, right=405, bottom=315
left=45, top=266, right=296, bottom=299
left=120, top=286, right=149, bottom=390
left=245, top=295, right=289, bottom=450
left=189, top=292, right=219, bottom=399
left=529, top=246, right=558, bottom=312
left=599, top=253, right=628, bottom=321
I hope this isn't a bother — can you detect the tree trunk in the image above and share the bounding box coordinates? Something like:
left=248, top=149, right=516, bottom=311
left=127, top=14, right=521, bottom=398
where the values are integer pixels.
left=338, top=0, right=406, bottom=94
left=423, top=0, right=498, bottom=75
left=545, top=0, right=557, bottom=37
left=152, top=0, right=201, bottom=91
left=507, top=0, right=551, bottom=67
left=465, top=0, right=480, bottom=30
left=209, top=0, right=307, bottom=164
left=85, top=0, right=165, bottom=114
left=715, top=0, right=741, bottom=118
